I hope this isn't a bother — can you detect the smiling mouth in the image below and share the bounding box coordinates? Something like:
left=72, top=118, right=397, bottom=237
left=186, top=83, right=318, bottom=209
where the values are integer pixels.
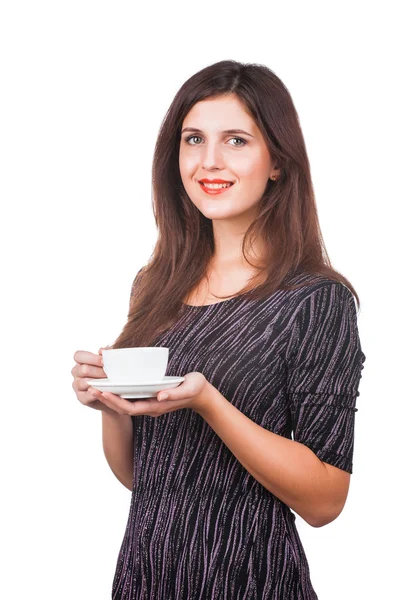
left=199, top=181, right=234, bottom=189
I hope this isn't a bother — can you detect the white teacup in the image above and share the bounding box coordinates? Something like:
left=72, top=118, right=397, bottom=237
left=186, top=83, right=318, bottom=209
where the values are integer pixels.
left=102, top=347, right=169, bottom=383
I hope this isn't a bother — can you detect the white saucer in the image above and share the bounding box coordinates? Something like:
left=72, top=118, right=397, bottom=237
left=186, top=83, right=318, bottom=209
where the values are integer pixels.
left=86, top=376, right=185, bottom=399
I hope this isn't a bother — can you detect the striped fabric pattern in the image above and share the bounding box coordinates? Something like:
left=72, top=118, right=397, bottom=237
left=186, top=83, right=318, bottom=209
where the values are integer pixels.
left=111, top=273, right=366, bottom=599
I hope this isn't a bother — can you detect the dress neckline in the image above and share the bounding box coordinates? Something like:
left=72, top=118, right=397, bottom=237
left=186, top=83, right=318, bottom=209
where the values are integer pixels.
left=182, top=289, right=255, bottom=310
left=181, top=273, right=309, bottom=310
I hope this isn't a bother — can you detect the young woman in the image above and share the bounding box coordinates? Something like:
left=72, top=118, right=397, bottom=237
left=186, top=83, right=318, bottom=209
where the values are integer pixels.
left=72, top=60, right=366, bottom=599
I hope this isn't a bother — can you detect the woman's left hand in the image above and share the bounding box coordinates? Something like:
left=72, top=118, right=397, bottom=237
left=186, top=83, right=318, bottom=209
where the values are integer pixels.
left=88, top=372, right=211, bottom=417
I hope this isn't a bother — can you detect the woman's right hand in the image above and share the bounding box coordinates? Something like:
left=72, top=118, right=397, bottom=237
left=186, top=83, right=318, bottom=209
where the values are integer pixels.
left=71, top=346, right=113, bottom=412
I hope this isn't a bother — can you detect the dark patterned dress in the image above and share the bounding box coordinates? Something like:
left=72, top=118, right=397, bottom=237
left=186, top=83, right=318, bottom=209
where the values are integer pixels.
left=111, top=272, right=366, bottom=599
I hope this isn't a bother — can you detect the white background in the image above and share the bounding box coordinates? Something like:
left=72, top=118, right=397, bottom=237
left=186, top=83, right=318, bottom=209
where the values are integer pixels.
left=1, top=1, right=398, bottom=598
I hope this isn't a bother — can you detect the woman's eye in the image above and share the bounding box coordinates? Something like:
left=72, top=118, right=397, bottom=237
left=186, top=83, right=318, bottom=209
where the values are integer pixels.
left=185, top=135, right=202, bottom=145
left=184, top=135, right=247, bottom=147
left=229, top=137, right=247, bottom=147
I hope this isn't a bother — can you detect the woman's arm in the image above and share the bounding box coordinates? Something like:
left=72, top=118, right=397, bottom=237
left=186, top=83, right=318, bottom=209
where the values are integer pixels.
left=196, top=383, right=350, bottom=528
left=101, top=411, right=134, bottom=491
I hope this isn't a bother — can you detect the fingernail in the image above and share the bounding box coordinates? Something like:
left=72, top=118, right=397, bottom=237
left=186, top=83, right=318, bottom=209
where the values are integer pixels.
left=158, top=392, right=169, bottom=401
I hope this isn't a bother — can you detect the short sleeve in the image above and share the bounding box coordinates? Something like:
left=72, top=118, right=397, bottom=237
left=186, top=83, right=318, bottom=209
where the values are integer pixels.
left=285, top=283, right=366, bottom=473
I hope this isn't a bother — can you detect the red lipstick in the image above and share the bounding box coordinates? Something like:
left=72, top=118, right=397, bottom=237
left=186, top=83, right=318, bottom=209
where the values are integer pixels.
left=198, top=178, right=235, bottom=195
left=199, top=178, right=234, bottom=183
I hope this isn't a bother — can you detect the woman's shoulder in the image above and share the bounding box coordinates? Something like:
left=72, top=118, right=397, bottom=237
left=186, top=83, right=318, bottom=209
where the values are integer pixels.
left=285, top=271, right=353, bottom=301
left=263, top=271, right=356, bottom=330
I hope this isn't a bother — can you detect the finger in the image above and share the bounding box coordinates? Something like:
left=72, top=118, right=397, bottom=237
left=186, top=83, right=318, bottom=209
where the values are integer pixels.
left=76, top=389, right=103, bottom=408
left=89, top=389, right=127, bottom=415
left=129, top=397, right=188, bottom=415
left=90, top=390, right=189, bottom=417
left=127, top=398, right=161, bottom=413
left=157, top=382, right=187, bottom=402
left=77, top=363, right=106, bottom=379
left=74, top=350, right=103, bottom=367
left=98, top=346, right=112, bottom=366
left=94, top=390, right=175, bottom=416
left=99, top=391, right=137, bottom=415
left=98, top=345, right=112, bottom=355
left=75, top=376, right=102, bottom=392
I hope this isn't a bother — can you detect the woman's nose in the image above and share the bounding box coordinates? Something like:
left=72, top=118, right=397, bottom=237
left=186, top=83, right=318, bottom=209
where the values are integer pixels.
left=202, top=143, right=224, bottom=171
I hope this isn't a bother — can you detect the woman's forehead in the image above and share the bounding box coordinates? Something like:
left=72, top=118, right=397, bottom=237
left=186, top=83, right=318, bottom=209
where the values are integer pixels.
left=182, top=96, right=257, bottom=133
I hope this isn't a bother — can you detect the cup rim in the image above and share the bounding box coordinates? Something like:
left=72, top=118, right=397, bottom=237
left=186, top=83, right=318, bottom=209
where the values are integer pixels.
left=102, top=347, right=169, bottom=353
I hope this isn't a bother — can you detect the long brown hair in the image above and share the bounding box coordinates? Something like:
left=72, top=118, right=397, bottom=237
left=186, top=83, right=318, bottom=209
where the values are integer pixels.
left=112, top=59, right=361, bottom=349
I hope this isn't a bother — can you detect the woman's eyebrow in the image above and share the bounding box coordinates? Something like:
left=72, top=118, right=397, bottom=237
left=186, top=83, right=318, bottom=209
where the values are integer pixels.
left=181, top=127, right=255, bottom=138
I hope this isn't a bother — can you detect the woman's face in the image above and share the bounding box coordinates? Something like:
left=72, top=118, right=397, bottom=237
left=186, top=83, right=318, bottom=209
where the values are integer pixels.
left=179, top=94, right=278, bottom=222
